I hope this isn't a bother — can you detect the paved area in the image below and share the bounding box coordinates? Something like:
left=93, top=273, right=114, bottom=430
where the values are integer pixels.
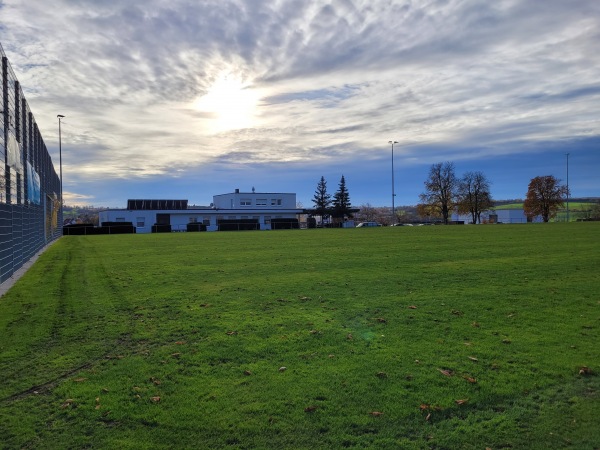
left=0, top=242, right=56, bottom=298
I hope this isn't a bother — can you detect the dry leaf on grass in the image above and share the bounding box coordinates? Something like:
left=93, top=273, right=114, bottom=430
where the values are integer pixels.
left=455, top=399, right=468, bottom=405
left=369, top=411, right=384, bottom=417
left=579, top=366, right=592, bottom=376
left=438, top=369, right=453, bottom=377
left=304, top=405, right=318, bottom=412
left=150, top=396, right=161, bottom=403
left=60, top=399, right=75, bottom=409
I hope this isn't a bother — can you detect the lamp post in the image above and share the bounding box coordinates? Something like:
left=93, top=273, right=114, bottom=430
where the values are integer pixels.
left=57, top=115, right=65, bottom=205
left=389, top=140, right=398, bottom=224
left=566, top=152, right=570, bottom=223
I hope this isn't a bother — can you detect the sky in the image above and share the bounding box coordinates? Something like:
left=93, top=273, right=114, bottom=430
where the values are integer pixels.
left=1, top=0, right=598, bottom=208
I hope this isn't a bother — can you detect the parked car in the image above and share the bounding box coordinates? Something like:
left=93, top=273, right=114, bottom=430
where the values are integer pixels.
left=356, top=222, right=380, bottom=228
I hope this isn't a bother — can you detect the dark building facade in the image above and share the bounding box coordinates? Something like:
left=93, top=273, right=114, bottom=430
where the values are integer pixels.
left=1, top=42, right=61, bottom=284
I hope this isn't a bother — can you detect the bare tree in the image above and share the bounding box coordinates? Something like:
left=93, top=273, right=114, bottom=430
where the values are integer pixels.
left=523, top=175, right=569, bottom=222
left=419, top=162, right=457, bottom=224
left=457, top=171, right=494, bottom=224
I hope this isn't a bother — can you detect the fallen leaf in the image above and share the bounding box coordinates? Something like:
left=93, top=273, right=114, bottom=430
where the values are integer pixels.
left=171, top=352, right=182, bottom=358
left=438, top=369, right=453, bottom=377
left=471, top=322, right=480, bottom=327
left=425, top=412, right=431, bottom=421
left=150, top=377, right=161, bottom=385
left=278, top=367, right=287, bottom=372
left=375, top=317, right=387, bottom=323
left=226, top=331, right=237, bottom=336
left=579, top=366, right=592, bottom=376
left=243, top=370, right=252, bottom=376
left=464, top=376, right=477, bottom=384
left=304, top=405, right=318, bottom=412
left=408, top=305, right=417, bottom=309
left=309, top=329, right=319, bottom=334
left=376, top=372, right=388, bottom=379
left=346, top=333, right=353, bottom=340
left=370, top=411, right=384, bottom=416
left=420, top=404, right=430, bottom=411
left=60, top=399, right=75, bottom=409
left=73, top=377, right=87, bottom=383
left=175, top=341, right=186, bottom=345
left=468, top=356, right=478, bottom=362
left=455, top=399, right=468, bottom=405
left=150, top=396, right=161, bottom=403
left=328, top=354, right=335, bottom=358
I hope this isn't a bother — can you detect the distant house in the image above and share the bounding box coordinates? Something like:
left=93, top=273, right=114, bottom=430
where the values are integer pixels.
left=98, top=189, right=304, bottom=233
left=450, top=208, right=542, bottom=224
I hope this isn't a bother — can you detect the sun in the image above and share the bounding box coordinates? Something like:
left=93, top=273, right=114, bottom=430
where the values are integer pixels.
left=194, top=73, right=259, bottom=132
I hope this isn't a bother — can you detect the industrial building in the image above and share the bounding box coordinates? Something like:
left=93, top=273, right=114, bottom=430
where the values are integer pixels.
left=99, top=189, right=304, bottom=233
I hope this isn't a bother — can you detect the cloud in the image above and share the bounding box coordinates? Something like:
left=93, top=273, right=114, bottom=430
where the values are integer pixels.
left=1, top=0, right=598, bottom=205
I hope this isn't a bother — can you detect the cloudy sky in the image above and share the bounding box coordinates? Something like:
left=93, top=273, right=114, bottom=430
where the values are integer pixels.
left=1, top=0, right=599, bottom=207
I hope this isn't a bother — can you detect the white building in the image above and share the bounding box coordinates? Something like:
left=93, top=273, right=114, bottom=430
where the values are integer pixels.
left=99, top=189, right=304, bottom=233
left=450, top=208, right=542, bottom=224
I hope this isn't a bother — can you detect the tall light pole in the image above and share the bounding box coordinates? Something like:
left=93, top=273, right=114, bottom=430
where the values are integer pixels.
left=57, top=115, right=65, bottom=205
left=566, top=152, right=570, bottom=222
left=389, top=140, right=398, bottom=223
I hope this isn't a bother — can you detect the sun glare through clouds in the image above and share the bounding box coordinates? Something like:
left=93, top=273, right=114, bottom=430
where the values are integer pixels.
left=194, top=72, right=260, bottom=132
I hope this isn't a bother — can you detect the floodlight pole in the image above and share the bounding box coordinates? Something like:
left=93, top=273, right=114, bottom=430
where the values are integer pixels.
left=57, top=115, right=65, bottom=205
left=566, top=152, right=569, bottom=222
left=389, top=140, right=398, bottom=224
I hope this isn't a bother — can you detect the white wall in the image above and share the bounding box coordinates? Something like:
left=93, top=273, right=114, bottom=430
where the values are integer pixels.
left=213, top=191, right=296, bottom=209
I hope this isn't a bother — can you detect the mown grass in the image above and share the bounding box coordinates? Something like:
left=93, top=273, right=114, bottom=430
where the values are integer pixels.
left=0, top=223, right=599, bottom=449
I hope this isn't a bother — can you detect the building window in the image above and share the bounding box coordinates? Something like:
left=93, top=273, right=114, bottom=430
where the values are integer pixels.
left=189, top=217, right=197, bottom=223
left=203, top=218, right=211, bottom=226
left=271, top=198, right=282, bottom=206
left=240, top=199, right=252, bottom=206
left=136, top=217, right=145, bottom=227
left=264, top=216, right=271, bottom=224
left=256, top=198, right=267, bottom=206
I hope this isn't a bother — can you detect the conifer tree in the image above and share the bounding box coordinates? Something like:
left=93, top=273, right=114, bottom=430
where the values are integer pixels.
left=332, top=175, right=352, bottom=219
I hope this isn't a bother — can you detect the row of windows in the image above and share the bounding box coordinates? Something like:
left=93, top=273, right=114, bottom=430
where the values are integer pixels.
left=117, top=216, right=286, bottom=227
left=240, top=198, right=282, bottom=206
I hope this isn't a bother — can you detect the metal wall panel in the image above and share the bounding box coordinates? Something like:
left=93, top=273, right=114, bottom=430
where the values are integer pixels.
left=0, top=43, right=62, bottom=286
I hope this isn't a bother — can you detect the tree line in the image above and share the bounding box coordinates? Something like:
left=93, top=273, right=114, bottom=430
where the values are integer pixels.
left=418, top=161, right=570, bottom=224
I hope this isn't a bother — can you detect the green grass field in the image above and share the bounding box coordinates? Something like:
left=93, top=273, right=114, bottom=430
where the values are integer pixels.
left=1, top=223, right=599, bottom=449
